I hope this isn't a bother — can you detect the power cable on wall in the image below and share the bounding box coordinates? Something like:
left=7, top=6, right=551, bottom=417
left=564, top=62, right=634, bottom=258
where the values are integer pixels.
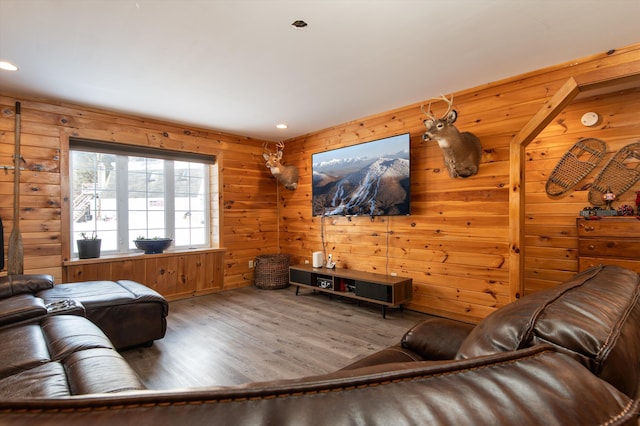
left=319, top=215, right=392, bottom=274
left=276, top=182, right=280, bottom=254
left=321, top=214, right=326, bottom=261
left=386, top=217, right=390, bottom=276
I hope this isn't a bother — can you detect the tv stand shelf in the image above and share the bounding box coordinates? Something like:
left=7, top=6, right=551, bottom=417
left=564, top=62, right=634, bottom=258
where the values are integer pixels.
left=289, top=264, right=412, bottom=318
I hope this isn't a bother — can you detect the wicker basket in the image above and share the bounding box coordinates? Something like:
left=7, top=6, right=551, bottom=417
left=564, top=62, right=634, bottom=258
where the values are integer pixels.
left=254, top=254, right=290, bottom=289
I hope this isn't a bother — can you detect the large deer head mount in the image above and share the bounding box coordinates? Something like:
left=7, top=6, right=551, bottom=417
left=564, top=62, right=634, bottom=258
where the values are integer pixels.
left=262, top=141, right=299, bottom=190
left=422, top=94, right=482, bottom=178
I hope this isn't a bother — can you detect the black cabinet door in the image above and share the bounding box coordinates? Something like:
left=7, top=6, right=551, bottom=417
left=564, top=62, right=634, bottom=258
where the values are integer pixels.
left=355, top=281, right=391, bottom=302
left=289, top=269, right=311, bottom=285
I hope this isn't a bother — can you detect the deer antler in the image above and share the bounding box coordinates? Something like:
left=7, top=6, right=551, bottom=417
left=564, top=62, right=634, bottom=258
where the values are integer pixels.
left=262, top=141, right=277, bottom=157
left=422, top=94, right=454, bottom=120
left=440, top=94, right=454, bottom=119
left=421, top=103, right=436, bottom=121
left=262, top=141, right=286, bottom=153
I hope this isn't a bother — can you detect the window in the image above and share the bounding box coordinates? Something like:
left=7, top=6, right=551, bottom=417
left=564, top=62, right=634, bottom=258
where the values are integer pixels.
left=69, top=139, right=218, bottom=256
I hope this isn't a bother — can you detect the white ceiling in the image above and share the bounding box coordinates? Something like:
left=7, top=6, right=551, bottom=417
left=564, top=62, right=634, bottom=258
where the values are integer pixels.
left=0, top=1, right=638, bottom=141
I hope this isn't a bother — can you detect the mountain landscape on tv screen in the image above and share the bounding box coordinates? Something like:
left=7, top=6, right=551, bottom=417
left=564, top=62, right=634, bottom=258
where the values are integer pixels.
left=312, top=152, right=410, bottom=216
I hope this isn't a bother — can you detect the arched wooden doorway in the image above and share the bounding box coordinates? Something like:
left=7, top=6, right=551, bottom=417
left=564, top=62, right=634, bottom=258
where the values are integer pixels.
left=509, top=65, right=640, bottom=301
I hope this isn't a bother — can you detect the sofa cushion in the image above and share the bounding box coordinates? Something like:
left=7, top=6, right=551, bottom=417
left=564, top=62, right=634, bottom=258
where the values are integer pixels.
left=0, top=325, right=51, bottom=378
left=0, top=315, right=145, bottom=398
left=456, top=264, right=640, bottom=398
left=38, top=280, right=167, bottom=312
left=41, top=315, right=114, bottom=359
left=64, top=348, right=144, bottom=394
left=0, top=362, right=70, bottom=398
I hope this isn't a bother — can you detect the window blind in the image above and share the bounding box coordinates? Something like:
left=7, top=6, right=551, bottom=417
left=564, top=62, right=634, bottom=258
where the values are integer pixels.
left=70, top=138, right=216, bottom=165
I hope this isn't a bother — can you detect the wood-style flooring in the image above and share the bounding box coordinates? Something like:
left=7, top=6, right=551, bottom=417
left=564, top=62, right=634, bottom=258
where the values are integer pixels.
left=122, top=285, right=432, bottom=390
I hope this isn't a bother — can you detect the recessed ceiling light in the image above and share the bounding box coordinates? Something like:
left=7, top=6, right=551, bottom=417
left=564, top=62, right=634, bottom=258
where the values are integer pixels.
left=291, top=20, right=308, bottom=29
left=0, top=61, right=18, bottom=71
left=276, top=123, right=288, bottom=129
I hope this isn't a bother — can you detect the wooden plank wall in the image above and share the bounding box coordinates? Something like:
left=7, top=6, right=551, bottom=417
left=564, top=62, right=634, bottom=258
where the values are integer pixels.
left=0, top=96, right=278, bottom=294
left=524, top=86, right=640, bottom=292
left=280, top=43, right=640, bottom=324
left=0, top=43, right=638, bottom=322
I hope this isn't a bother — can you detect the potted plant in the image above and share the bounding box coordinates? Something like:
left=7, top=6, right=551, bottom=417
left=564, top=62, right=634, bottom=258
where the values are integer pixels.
left=133, top=236, right=173, bottom=254
left=77, top=232, right=101, bottom=259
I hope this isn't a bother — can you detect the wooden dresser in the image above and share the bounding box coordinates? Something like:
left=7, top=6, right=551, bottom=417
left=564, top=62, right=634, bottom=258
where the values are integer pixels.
left=576, top=217, right=640, bottom=273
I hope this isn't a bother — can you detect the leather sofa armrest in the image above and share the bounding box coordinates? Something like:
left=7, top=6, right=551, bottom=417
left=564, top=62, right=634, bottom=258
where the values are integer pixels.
left=340, top=344, right=425, bottom=371
left=401, top=317, right=476, bottom=360
left=0, top=294, right=47, bottom=326
left=0, top=275, right=55, bottom=299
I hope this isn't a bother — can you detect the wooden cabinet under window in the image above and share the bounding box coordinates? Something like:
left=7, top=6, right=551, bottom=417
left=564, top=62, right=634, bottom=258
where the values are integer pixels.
left=576, top=217, right=640, bottom=273
left=63, top=249, right=225, bottom=301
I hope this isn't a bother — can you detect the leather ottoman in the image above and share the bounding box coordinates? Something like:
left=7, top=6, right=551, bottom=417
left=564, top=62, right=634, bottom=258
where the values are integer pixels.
left=37, top=280, right=168, bottom=350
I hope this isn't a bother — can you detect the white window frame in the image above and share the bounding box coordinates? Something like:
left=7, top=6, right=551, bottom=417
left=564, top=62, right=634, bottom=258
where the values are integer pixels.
left=69, top=138, right=217, bottom=256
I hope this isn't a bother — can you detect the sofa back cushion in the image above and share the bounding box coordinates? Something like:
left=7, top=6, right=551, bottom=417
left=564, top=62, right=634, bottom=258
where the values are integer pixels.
left=11, top=346, right=636, bottom=426
left=456, top=265, right=640, bottom=398
left=0, top=274, right=54, bottom=299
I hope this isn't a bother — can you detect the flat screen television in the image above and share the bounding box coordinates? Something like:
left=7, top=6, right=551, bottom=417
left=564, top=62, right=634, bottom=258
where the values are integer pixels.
left=312, top=133, right=411, bottom=217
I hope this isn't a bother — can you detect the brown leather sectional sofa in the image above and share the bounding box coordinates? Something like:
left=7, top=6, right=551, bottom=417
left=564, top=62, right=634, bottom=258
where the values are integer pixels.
left=0, top=264, right=639, bottom=425
left=0, top=274, right=167, bottom=400
left=37, top=279, right=169, bottom=350
left=0, top=274, right=168, bottom=350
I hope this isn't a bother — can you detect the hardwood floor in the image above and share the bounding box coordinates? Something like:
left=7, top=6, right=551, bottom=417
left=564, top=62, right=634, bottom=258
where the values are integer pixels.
left=122, top=285, right=432, bottom=390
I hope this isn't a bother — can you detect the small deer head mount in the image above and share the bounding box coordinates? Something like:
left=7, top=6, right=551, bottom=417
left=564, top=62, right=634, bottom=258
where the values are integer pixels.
left=422, top=94, right=482, bottom=178
left=262, top=141, right=299, bottom=190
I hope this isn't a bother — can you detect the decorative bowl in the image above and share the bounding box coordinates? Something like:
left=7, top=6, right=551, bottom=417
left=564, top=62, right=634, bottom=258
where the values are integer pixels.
left=134, top=238, right=173, bottom=254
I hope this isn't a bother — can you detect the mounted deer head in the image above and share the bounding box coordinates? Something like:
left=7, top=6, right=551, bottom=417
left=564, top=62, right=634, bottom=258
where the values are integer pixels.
left=262, top=141, right=299, bottom=190
left=422, top=94, right=482, bottom=178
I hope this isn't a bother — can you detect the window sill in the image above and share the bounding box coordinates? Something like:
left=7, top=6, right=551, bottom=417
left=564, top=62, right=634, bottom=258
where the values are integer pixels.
left=63, top=247, right=226, bottom=266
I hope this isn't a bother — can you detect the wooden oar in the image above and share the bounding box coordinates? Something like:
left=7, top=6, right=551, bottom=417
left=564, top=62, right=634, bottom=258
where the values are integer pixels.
left=0, top=216, right=4, bottom=271
left=8, top=102, right=23, bottom=275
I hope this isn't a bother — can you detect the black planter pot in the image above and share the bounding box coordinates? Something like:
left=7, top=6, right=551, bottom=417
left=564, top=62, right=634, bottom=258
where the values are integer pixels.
left=77, top=239, right=101, bottom=259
